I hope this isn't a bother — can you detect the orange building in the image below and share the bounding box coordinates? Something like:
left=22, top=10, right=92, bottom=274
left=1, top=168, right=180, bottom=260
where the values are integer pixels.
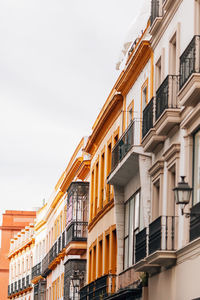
left=0, top=210, right=36, bottom=300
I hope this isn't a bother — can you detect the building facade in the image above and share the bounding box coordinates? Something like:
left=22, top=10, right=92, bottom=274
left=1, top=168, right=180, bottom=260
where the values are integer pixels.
left=8, top=224, right=35, bottom=300
left=31, top=137, right=90, bottom=300
left=1, top=210, right=36, bottom=300
left=7, top=1, right=200, bottom=299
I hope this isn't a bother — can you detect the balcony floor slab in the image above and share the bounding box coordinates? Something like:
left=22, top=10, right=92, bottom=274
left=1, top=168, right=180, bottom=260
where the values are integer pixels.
left=155, top=109, right=181, bottom=136
left=178, top=73, right=200, bottom=107
left=142, top=128, right=165, bottom=152
left=107, top=146, right=146, bottom=187
left=146, top=251, right=177, bottom=268
left=133, top=259, right=160, bottom=274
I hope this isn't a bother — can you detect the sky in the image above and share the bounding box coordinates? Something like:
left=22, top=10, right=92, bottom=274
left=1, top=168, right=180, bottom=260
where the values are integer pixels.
left=0, top=0, right=143, bottom=217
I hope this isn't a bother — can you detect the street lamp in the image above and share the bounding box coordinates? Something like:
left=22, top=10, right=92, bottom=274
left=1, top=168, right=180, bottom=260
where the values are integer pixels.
left=173, top=176, right=193, bottom=216
left=70, top=270, right=84, bottom=300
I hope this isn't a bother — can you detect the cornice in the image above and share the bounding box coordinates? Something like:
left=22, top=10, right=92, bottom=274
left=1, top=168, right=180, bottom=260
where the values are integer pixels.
left=116, top=40, right=152, bottom=96
left=8, top=237, right=35, bottom=259
left=149, top=159, right=164, bottom=181
left=163, top=143, right=180, bottom=163
left=34, top=219, right=46, bottom=232
left=84, top=94, right=123, bottom=155
left=88, top=199, right=114, bottom=232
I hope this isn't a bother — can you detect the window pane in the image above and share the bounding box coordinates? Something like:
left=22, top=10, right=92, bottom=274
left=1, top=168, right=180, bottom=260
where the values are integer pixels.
left=129, top=198, right=134, bottom=266
left=194, top=131, right=200, bottom=205
left=134, top=192, right=140, bottom=229
left=124, top=237, right=129, bottom=270
left=124, top=202, right=129, bottom=237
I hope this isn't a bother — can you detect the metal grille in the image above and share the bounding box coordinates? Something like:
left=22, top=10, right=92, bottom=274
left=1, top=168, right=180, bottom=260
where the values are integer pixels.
left=180, top=36, right=200, bottom=89
left=156, top=75, right=179, bottom=120
left=142, top=98, right=154, bottom=138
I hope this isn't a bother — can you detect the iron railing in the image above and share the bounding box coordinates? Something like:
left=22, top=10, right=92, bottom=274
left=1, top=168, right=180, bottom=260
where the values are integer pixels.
left=180, top=35, right=200, bottom=89
left=142, top=97, right=154, bottom=138
left=80, top=274, right=116, bottom=300
left=111, top=119, right=141, bottom=171
left=49, top=241, right=58, bottom=264
left=32, top=262, right=41, bottom=279
left=66, top=221, right=88, bottom=245
left=149, top=216, right=175, bottom=255
left=156, top=75, right=179, bottom=120
left=134, top=216, right=176, bottom=263
left=41, top=252, right=50, bottom=277
left=135, top=227, right=147, bottom=263
left=190, top=202, right=200, bottom=242
left=14, top=281, right=17, bottom=293
left=62, top=229, right=66, bottom=249
left=150, top=0, right=160, bottom=25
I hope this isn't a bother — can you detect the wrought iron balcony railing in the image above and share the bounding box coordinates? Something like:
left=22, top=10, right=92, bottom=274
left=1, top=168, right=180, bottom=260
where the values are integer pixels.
left=190, top=202, right=200, bottom=242
left=135, top=216, right=176, bottom=265
left=32, top=262, right=41, bottom=279
left=142, top=97, right=154, bottom=139
left=180, top=35, right=200, bottom=89
left=49, top=241, right=58, bottom=264
left=150, top=0, right=160, bottom=25
left=135, top=227, right=147, bottom=263
left=149, top=215, right=175, bottom=254
left=80, top=274, right=116, bottom=300
left=156, top=75, right=179, bottom=120
left=66, top=221, right=88, bottom=245
left=111, top=119, right=141, bottom=171
left=42, top=252, right=50, bottom=276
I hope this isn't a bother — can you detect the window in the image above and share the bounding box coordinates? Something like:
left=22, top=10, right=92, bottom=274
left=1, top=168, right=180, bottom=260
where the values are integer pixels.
left=98, top=239, right=103, bottom=277
left=152, top=179, right=160, bottom=220
left=100, top=152, right=105, bottom=209
left=156, top=57, right=162, bottom=89
left=127, top=101, right=134, bottom=126
left=124, top=190, right=140, bottom=269
left=169, top=33, right=177, bottom=75
left=104, top=234, right=110, bottom=274
left=193, top=130, right=200, bottom=205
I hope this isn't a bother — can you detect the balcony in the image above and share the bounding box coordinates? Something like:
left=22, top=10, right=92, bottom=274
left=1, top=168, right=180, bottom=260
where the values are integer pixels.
left=134, top=216, right=177, bottom=273
left=80, top=274, right=116, bottom=300
left=108, top=119, right=143, bottom=187
left=178, top=36, right=200, bottom=107
left=142, top=75, right=180, bottom=151
left=41, top=252, right=51, bottom=277
left=32, top=262, right=42, bottom=283
left=155, top=75, right=180, bottom=135
left=65, top=221, right=88, bottom=255
left=190, top=202, right=200, bottom=242
left=150, top=0, right=162, bottom=35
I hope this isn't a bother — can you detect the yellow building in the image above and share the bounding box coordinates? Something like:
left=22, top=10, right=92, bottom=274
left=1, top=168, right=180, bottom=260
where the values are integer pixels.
left=31, top=137, right=90, bottom=300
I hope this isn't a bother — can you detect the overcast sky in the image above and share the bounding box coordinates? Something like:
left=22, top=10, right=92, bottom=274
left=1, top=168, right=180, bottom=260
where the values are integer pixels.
left=0, top=0, right=143, bottom=217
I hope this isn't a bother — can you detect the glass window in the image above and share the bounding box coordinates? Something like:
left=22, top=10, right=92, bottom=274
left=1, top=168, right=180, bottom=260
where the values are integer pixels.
left=194, top=130, right=200, bottom=205
left=124, top=190, right=140, bottom=269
